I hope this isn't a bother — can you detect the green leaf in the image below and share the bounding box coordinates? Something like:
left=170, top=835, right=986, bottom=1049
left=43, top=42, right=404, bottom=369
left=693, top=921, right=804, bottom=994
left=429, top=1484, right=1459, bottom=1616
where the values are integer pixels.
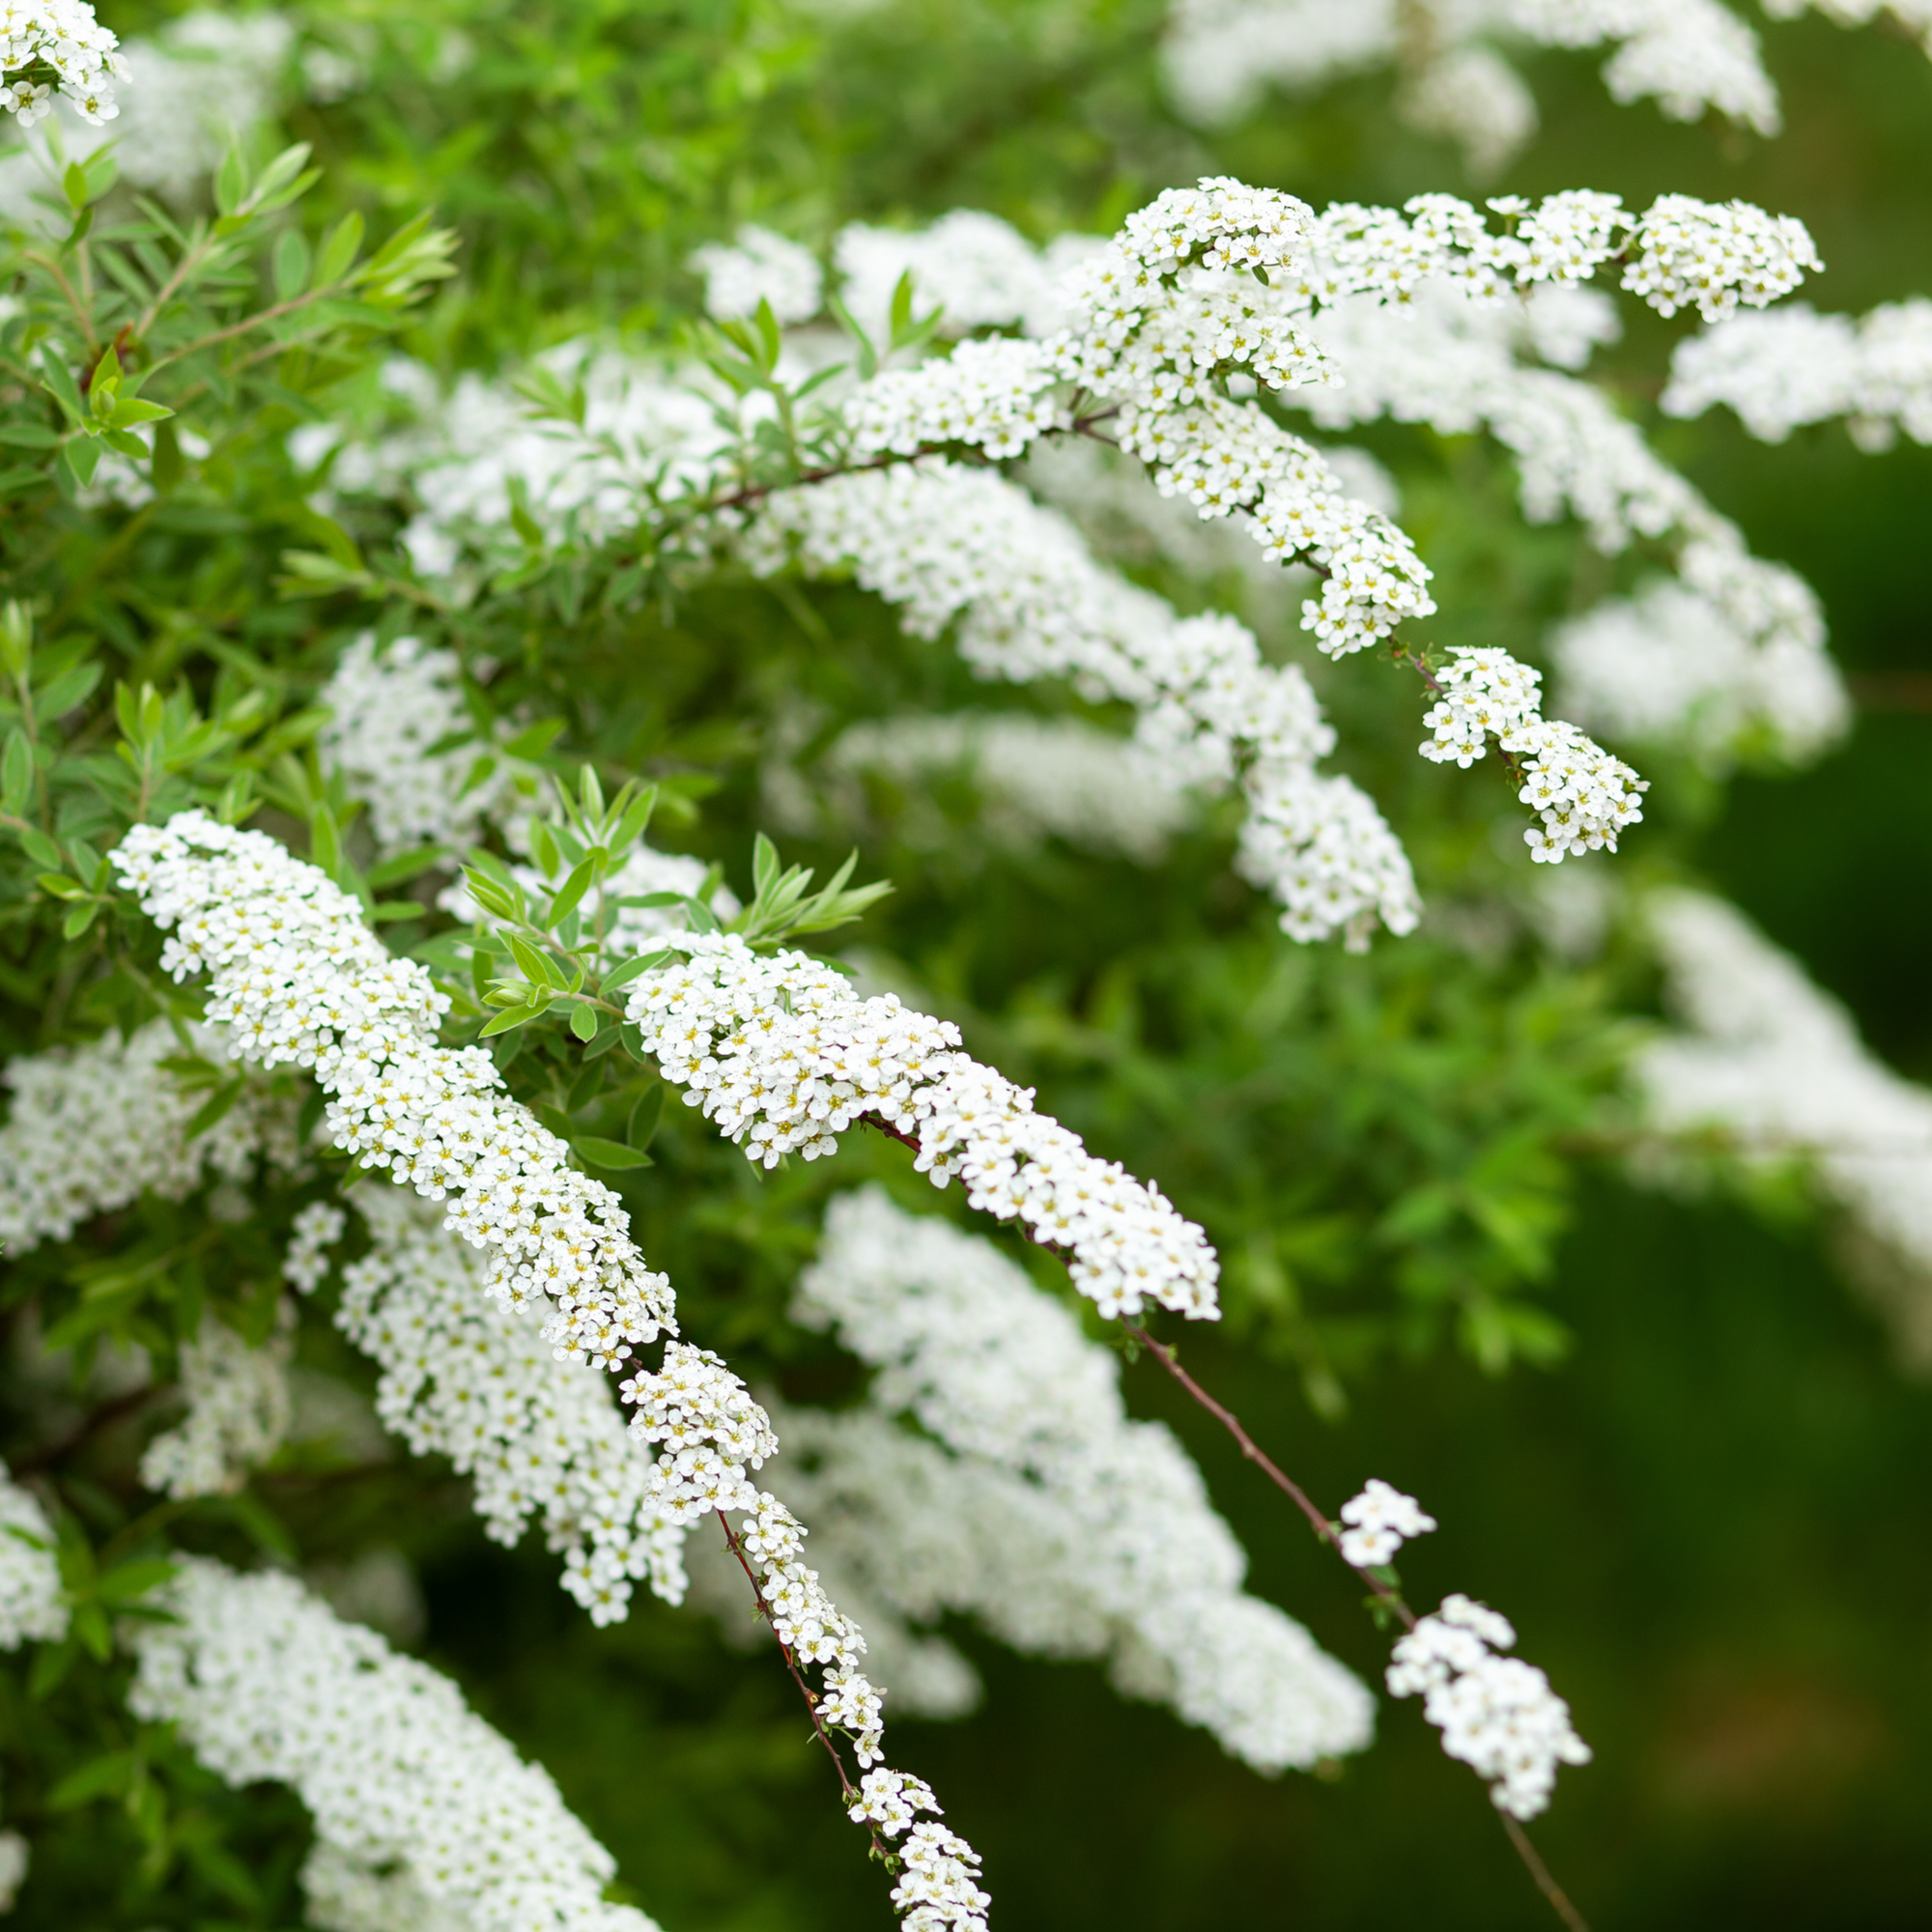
left=61, top=900, right=99, bottom=940
left=547, top=855, right=598, bottom=930
left=38, top=346, right=87, bottom=426
left=569, top=1001, right=599, bottom=1042
left=16, top=825, right=63, bottom=868
left=214, top=145, right=248, bottom=217
left=505, top=931, right=554, bottom=985
left=0, top=420, right=60, bottom=448
left=503, top=717, right=566, bottom=760
left=479, top=1004, right=540, bottom=1038
left=185, top=1080, right=244, bottom=1140
left=37, top=659, right=100, bottom=718
left=601, top=949, right=672, bottom=994
left=96, top=1558, right=178, bottom=1604
left=2, top=730, right=30, bottom=810
left=108, top=397, right=173, bottom=428
left=61, top=437, right=102, bottom=487
left=62, top=161, right=89, bottom=212
left=628, top=1083, right=665, bottom=1152
left=273, top=227, right=313, bottom=301
left=49, top=1750, right=136, bottom=1809
left=315, top=209, right=365, bottom=288
left=575, top=1136, right=652, bottom=1170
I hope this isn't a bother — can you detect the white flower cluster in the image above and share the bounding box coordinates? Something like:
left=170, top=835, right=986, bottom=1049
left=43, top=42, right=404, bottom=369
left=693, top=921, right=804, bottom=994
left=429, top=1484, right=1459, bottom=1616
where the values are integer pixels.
left=780, top=1187, right=1377, bottom=1771
left=1159, top=0, right=1781, bottom=148
left=0, top=1466, right=67, bottom=1649
left=846, top=1769, right=990, bottom=1932
left=286, top=1200, right=348, bottom=1293
left=1294, top=278, right=1848, bottom=761
left=139, top=1310, right=294, bottom=1501
left=1620, top=193, right=1822, bottom=323
left=808, top=711, right=1193, bottom=862
left=109, top=812, right=678, bottom=1369
left=1386, top=1593, right=1592, bottom=1819
left=0, top=1831, right=26, bottom=1914
left=752, top=462, right=1420, bottom=946
left=321, top=351, right=733, bottom=577
left=1336, top=1478, right=1436, bottom=1569
left=835, top=210, right=1100, bottom=341
left=846, top=336, right=1070, bottom=461
left=128, top=1559, right=662, bottom=1932
left=1763, top=0, right=1932, bottom=58
left=1551, top=577, right=1850, bottom=768
left=1662, top=298, right=1932, bottom=451
left=1637, top=891, right=1932, bottom=1363
left=627, top=932, right=1221, bottom=1320
left=690, top=223, right=824, bottom=324
left=110, top=816, right=984, bottom=1920
left=1511, top=0, right=1780, bottom=133
left=320, top=632, right=515, bottom=857
left=0, top=0, right=126, bottom=126
left=0, top=1017, right=299, bottom=1254
left=1419, top=648, right=1648, bottom=863
left=327, top=1188, right=689, bottom=1624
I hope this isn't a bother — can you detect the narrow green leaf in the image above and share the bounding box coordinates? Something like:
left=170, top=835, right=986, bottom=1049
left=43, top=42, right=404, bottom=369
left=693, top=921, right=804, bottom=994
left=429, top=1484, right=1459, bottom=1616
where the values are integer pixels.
left=568, top=1001, right=598, bottom=1042
left=49, top=1750, right=136, bottom=1809
left=478, top=1004, right=539, bottom=1038
left=546, top=855, right=598, bottom=930
left=628, top=1083, right=665, bottom=1152
left=600, top=949, right=672, bottom=995
left=575, top=1136, right=651, bottom=1170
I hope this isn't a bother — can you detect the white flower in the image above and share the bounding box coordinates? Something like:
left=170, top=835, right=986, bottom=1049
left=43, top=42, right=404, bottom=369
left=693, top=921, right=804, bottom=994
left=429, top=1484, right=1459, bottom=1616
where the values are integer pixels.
left=626, top=935, right=1223, bottom=1321
left=1338, top=1478, right=1438, bottom=1571
left=690, top=224, right=823, bottom=324
left=139, top=1307, right=295, bottom=1501
left=764, top=1187, right=1377, bottom=1773
left=1386, top=1593, right=1591, bottom=1819
left=127, top=1560, right=662, bottom=1932
left=0, top=1466, right=68, bottom=1650
left=0, top=0, right=128, bottom=127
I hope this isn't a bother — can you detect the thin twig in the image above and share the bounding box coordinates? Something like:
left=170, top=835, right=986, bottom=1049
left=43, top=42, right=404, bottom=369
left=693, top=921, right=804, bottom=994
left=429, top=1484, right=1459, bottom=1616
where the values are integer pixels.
left=11, top=1382, right=160, bottom=1476
left=717, top=1513, right=900, bottom=1871
left=855, top=1113, right=1588, bottom=1930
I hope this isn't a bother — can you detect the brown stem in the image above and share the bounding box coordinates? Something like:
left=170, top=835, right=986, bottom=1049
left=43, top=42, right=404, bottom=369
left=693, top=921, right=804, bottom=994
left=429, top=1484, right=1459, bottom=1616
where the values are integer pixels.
left=855, top=1115, right=1587, bottom=1930
left=1502, top=1815, right=1592, bottom=1932
left=1122, top=1321, right=1414, bottom=1629
left=717, top=1513, right=900, bottom=1871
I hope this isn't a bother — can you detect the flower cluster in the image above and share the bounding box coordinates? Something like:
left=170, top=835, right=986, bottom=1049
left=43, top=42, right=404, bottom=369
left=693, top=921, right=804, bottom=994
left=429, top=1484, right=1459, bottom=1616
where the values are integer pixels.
left=0, top=1018, right=300, bottom=1255
left=1386, top=1593, right=1592, bottom=1819
left=1336, top=1479, right=1436, bottom=1569
left=800, top=710, right=1194, bottom=862
left=1662, top=297, right=1932, bottom=451
left=0, top=1467, right=67, bottom=1650
left=627, top=933, right=1221, bottom=1319
left=112, top=820, right=986, bottom=1925
left=328, top=1189, right=689, bottom=1624
left=1622, top=192, right=1822, bottom=323
left=1551, top=577, right=1850, bottom=768
left=1420, top=648, right=1648, bottom=862
left=779, top=1187, right=1377, bottom=1772
left=623, top=1341, right=779, bottom=1521
left=109, top=813, right=678, bottom=1367
left=0, top=0, right=127, bottom=126
left=847, top=1771, right=991, bottom=1932
left=320, top=632, right=515, bottom=857
left=1160, top=0, right=1783, bottom=146
left=846, top=337, right=1070, bottom=460
left=835, top=209, right=1098, bottom=341
left=752, top=461, right=1420, bottom=945
left=285, top=1200, right=348, bottom=1293
left=690, top=222, right=824, bottom=324
left=128, top=1559, right=662, bottom=1932
left=139, top=1309, right=294, bottom=1501
left=1637, top=890, right=1932, bottom=1364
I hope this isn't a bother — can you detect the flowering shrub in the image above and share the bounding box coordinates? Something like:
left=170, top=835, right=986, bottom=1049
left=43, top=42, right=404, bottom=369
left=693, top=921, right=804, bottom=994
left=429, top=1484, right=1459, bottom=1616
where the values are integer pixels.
left=0, top=3, right=1926, bottom=1928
